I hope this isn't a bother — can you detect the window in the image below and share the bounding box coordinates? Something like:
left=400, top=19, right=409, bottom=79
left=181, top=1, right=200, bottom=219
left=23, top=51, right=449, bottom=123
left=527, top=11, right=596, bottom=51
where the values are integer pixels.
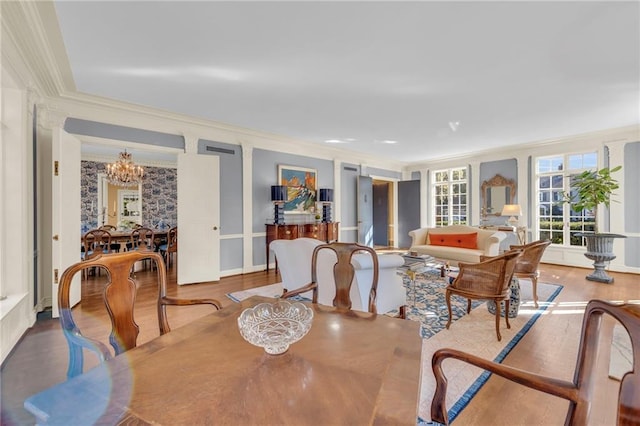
left=432, top=167, right=468, bottom=226
left=536, top=152, right=597, bottom=246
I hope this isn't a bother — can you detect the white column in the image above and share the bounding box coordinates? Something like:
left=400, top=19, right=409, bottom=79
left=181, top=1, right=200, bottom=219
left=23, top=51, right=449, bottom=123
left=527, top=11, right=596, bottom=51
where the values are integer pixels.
left=606, top=141, right=627, bottom=270
left=242, top=143, right=254, bottom=272
left=469, top=161, right=480, bottom=226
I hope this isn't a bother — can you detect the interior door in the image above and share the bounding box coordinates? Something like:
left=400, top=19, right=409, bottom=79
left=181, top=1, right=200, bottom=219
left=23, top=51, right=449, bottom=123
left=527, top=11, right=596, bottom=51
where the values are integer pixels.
left=357, top=176, right=373, bottom=246
left=52, top=128, right=81, bottom=317
left=372, top=182, right=389, bottom=246
left=177, top=153, right=220, bottom=284
left=398, top=180, right=421, bottom=249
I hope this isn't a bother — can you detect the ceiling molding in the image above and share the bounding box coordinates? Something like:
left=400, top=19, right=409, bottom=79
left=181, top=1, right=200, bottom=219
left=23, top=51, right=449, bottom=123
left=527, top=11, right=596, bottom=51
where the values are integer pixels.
left=1, top=0, right=74, bottom=97
left=50, top=93, right=406, bottom=172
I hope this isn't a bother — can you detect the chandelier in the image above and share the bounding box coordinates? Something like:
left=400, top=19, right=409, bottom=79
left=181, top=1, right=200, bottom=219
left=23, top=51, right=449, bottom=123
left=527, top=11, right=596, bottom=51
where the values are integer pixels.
left=106, top=150, right=144, bottom=187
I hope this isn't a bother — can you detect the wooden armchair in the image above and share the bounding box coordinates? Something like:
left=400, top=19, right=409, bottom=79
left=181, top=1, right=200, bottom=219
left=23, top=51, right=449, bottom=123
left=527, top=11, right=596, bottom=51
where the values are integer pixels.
left=445, top=249, right=522, bottom=341
left=510, top=239, right=551, bottom=308
left=282, top=242, right=380, bottom=314
left=58, top=250, right=222, bottom=378
left=431, top=299, right=640, bottom=425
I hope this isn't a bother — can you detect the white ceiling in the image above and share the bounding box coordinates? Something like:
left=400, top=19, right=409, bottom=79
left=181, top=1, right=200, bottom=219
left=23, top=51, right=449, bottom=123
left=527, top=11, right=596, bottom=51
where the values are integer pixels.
left=53, top=1, right=639, bottom=164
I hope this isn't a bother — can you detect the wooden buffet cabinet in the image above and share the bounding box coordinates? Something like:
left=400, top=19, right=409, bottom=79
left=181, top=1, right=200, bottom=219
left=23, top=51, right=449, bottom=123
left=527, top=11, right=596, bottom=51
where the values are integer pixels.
left=266, top=222, right=339, bottom=271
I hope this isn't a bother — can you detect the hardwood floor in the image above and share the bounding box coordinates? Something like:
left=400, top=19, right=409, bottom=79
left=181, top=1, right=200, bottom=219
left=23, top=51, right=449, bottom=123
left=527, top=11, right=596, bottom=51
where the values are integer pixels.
left=1, top=262, right=637, bottom=425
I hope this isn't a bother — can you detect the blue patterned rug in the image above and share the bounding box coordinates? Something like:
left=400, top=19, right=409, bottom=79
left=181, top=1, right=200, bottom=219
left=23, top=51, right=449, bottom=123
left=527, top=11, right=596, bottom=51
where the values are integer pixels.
left=389, top=269, right=484, bottom=338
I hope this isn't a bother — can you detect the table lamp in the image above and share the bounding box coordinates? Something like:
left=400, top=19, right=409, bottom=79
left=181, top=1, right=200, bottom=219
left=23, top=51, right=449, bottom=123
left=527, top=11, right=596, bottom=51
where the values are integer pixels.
left=319, top=188, right=333, bottom=223
left=501, top=204, right=522, bottom=227
left=271, top=185, right=287, bottom=225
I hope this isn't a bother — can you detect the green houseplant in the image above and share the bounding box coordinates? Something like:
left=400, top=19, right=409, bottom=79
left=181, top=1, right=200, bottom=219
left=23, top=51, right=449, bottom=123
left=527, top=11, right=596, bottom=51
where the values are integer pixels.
left=563, top=165, right=625, bottom=283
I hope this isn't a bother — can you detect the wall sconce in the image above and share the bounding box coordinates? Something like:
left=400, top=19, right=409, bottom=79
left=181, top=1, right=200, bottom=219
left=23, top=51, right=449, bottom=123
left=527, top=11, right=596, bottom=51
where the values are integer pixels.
left=319, top=188, right=334, bottom=223
left=271, top=185, right=287, bottom=225
left=501, top=204, right=522, bottom=227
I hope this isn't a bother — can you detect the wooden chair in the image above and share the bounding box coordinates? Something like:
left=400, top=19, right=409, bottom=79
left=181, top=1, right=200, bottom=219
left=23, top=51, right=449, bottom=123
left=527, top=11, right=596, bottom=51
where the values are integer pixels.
left=58, top=250, right=222, bottom=379
left=431, top=299, right=640, bottom=425
left=445, top=249, right=522, bottom=341
left=99, top=225, right=122, bottom=253
left=510, top=239, right=551, bottom=308
left=159, top=226, right=178, bottom=269
left=82, top=229, right=112, bottom=260
left=82, top=229, right=113, bottom=278
left=282, top=242, right=380, bottom=314
left=129, top=226, right=155, bottom=251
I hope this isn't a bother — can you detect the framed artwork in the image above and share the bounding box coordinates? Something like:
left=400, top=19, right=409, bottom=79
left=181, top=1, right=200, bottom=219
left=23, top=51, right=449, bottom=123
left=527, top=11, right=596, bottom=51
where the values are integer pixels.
left=278, top=165, right=317, bottom=214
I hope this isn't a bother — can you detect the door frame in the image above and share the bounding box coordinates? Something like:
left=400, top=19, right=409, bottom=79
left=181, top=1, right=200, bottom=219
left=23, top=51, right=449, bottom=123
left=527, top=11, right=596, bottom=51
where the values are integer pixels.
left=369, top=175, right=399, bottom=248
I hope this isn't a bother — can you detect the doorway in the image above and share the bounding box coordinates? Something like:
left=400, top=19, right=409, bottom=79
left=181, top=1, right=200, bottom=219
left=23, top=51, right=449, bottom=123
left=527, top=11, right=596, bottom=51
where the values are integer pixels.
left=372, top=180, right=394, bottom=247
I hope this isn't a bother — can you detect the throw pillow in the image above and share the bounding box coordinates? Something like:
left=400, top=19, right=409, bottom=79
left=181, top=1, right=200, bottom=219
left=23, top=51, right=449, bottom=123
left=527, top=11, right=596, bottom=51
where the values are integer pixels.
left=428, top=232, right=478, bottom=249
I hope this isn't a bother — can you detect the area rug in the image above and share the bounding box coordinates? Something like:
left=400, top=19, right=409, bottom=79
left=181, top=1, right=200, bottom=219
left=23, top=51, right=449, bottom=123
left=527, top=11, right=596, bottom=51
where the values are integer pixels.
left=401, top=270, right=563, bottom=424
left=609, top=323, right=633, bottom=381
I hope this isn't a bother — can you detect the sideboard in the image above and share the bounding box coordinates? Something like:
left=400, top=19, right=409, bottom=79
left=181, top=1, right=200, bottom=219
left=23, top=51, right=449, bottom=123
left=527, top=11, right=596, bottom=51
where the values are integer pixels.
left=266, top=222, right=339, bottom=271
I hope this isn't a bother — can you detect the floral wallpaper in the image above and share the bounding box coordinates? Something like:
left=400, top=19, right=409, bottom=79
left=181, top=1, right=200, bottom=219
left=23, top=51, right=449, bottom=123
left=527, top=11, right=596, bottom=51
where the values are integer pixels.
left=81, top=160, right=177, bottom=232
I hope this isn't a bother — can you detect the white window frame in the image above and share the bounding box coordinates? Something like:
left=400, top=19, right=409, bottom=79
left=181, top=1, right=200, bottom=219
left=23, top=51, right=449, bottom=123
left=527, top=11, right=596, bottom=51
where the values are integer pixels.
left=431, top=166, right=468, bottom=227
left=534, top=152, right=598, bottom=247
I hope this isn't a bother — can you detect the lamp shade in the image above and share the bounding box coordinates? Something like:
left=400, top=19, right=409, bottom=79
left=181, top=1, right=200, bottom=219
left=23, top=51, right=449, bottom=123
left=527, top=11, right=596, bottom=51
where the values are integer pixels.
left=319, top=188, right=334, bottom=202
left=271, top=185, right=287, bottom=202
left=501, top=204, right=522, bottom=217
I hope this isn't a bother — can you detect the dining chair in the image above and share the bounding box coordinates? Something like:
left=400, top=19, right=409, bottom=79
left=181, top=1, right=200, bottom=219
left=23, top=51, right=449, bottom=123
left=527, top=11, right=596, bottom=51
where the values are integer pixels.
left=99, top=224, right=122, bottom=253
left=158, top=226, right=177, bottom=269
left=444, top=249, right=522, bottom=341
left=58, top=250, right=222, bottom=378
left=509, top=239, right=552, bottom=308
left=129, top=227, right=156, bottom=269
left=82, top=229, right=113, bottom=278
left=431, top=299, right=640, bottom=425
left=283, top=242, right=381, bottom=314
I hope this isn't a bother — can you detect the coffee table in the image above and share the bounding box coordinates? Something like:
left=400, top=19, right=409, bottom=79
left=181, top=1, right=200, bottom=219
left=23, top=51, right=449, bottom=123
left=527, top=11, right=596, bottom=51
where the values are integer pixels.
left=398, top=255, right=456, bottom=306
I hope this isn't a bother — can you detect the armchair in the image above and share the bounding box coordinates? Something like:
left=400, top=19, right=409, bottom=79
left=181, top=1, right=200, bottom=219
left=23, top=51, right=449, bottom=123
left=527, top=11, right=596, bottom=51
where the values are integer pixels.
left=510, top=239, right=552, bottom=308
left=445, top=249, right=522, bottom=341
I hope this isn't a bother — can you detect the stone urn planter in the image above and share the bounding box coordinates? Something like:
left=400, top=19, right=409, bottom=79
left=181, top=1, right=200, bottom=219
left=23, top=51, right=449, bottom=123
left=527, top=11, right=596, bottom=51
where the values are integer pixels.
left=579, top=232, right=626, bottom=284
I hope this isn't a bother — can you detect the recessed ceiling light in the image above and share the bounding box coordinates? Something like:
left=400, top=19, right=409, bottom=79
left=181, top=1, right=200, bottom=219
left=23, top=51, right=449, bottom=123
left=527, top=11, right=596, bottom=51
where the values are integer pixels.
left=324, top=139, right=345, bottom=144
left=448, top=121, right=461, bottom=132
left=381, top=140, right=397, bottom=144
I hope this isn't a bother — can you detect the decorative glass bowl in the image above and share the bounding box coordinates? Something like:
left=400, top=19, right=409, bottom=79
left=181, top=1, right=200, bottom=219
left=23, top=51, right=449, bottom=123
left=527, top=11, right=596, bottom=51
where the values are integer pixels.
left=237, top=300, right=314, bottom=355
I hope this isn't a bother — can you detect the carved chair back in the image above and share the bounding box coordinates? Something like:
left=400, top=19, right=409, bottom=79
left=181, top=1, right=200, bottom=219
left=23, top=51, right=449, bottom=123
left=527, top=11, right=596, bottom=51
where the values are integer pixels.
left=130, top=227, right=155, bottom=251
left=309, top=242, right=379, bottom=313
left=58, top=250, right=221, bottom=378
left=82, top=229, right=112, bottom=260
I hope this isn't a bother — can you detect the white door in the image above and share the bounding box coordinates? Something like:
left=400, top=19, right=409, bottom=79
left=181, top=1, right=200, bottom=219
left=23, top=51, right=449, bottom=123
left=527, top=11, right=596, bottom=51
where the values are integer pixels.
left=52, top=128, right=81, bottom=317
left=177, top=153, right=220, bottom=284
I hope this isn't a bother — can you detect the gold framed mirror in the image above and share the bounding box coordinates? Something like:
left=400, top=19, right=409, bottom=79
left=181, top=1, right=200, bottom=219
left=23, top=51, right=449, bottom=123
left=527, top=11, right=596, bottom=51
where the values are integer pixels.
left=481, top=174, right=516, bottom=216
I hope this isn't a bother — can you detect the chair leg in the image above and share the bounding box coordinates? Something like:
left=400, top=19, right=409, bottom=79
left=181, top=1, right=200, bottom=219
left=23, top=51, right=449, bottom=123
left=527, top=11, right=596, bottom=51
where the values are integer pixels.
left=532, top=274, right=539, bottom=308
left=445, top=291, right=453, bottom=329
left=466, top=299, right=472, bottom=314
left=398, top=305, right=407, bottom=320
left=505, top=299, right=511, bottom=329
left=495, top=300, right=502, bottom=341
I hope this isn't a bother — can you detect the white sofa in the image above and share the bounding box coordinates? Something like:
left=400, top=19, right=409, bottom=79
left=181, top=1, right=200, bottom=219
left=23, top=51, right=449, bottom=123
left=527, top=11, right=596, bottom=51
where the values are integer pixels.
left=408, top=224, right=506, bottom=265
left=269, top=238, right=406, bottom=315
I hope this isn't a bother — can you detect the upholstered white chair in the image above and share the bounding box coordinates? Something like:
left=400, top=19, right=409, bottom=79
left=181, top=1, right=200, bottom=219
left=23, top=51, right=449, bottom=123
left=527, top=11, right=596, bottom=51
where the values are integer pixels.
left=269, top=238, right=406, bottom=315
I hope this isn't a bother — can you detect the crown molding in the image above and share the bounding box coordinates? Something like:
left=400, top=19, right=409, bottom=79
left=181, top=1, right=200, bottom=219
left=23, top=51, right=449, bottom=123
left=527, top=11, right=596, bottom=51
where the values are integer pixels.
left=49, top=92, right=407, bottom=172
left=1, top=0, right=75, bottom=97
left=404, top=124, right=640, bottom=171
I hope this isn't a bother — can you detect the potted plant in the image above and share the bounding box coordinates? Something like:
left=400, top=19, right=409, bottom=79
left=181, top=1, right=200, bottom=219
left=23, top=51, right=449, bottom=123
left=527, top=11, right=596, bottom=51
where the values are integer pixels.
left=563, top=165, right=625, bottom=283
